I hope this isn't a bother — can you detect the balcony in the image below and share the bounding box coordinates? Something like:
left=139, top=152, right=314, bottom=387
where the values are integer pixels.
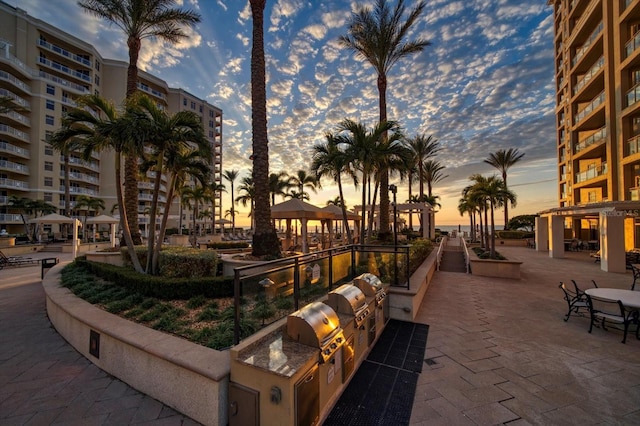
left=575, top=162, right=607, bottom=184
left=61, top=170, right=99, bottom=184
left=60, top=96, right=78, bottom=107
left=38, top=71, right=88, bottom=94
left=574, top=91, right=604, bottom=125
left=0, top=89, right=30, bottom=109
left=0, top=177, right=29, bottom=190
left=0, top=140, right=29, bottom=158
left=68, top=156, right=99, bottom=171
left=575, top=127, right=606, bottom=153
left=0, top=38, right=31, bottom=76
left=626, top=82, right=640, bottom=108
left=0, top=159, right=28, bottom=174
left=631, top=188, right=640, bottom=201
left=37, top=39, right=91, bottom=67
left=628, top=135, right=640, bottom=156
left=60, top=186, right=98, bottom=196
left=1, top=110, right=30, bottom=127
left=0, top=213, right=23, bottom=223
left=572, top=21, right=603, bottom=68
left=625, top=30, right=640, bottom=59
left=137, top=82, right=166, bottom=100
left=0, top=124, right=29, bottom=142
left=37, top=57, right=91, bottom=82
left=572, top=56, right=604, bottom=96
left=0, top=70, right=31, bottom=94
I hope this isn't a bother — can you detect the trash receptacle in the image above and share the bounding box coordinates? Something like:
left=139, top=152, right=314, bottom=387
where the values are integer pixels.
left=41, top=257, right=59, bottom=279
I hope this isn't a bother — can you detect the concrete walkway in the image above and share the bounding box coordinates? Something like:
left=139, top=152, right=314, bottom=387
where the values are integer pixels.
left=0, top=252, right=198, bottom=425
left=411, top=245, right=640, bottom=425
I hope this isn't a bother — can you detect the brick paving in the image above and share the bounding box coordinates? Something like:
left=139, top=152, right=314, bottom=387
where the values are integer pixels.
left=0, top=252, right=198, bottom=425
left=411, top=244, right=640, bottom=425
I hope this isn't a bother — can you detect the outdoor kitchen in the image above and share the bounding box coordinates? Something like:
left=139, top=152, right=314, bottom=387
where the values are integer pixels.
left=229, top=273, right=389, bottom=426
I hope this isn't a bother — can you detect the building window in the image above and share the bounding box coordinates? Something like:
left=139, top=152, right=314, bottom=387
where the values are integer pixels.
left=209, top=120, right=214, bottom=128
left=43, top=192, right=53, bottom=202
left=46, top=99, right=55, bottom=110
left=183, top=98, right=187, bottom=106
left=199, top=105, right=203, bottom=113
left=190, top=101, right=196, bottom=109
left=94, top=89, right=100, bottom=96
left=44, top=161, right=53, bottom=171
left=46, top=84, right=55, bottom=95
left=45, top=131, right=53, bottom=142
left=209, top=110, right=214, bottom=118
left=209, top=130, right=214, bottom=138
left=45, top=115, right=54, bottom=125
left=95, top=60, right=100, bottom=71
left=45, top=144, right=53, bottom=156
left=44, top=177, right=53, bottom=187
left=94, top=75, right=100, bottom=86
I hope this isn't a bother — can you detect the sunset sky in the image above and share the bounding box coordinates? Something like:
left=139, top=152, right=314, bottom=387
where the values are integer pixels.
left=17, top=0, right=558, bottom=228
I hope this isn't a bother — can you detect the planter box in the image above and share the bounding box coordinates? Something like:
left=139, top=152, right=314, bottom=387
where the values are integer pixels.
left=86, top=250, right=123, bottom=266
left=469, top=249, right=522, bottom=279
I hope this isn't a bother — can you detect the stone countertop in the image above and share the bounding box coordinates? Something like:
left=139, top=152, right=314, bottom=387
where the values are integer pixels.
left=235, top=327, right=319, bottom=378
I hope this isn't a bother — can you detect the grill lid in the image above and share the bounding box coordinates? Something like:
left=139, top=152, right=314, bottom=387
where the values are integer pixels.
left=353, top=273, right=384, bottom=295
left=327, top=284, right=367, bottom=314
left=287, top=302, right=343, bottom=347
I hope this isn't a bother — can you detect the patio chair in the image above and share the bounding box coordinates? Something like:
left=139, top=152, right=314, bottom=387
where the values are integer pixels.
left=590, top=250, right=601, bottom=263
left=559, top=282, right=589, bottom=322
left=585, top=294, right=640, bottom=344
left=630, top=264, right=640, bottom=291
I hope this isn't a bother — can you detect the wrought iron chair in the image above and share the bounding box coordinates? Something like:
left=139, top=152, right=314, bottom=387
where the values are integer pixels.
left=630, top=264, right=640, bottom=291
left=559, top=282, right=589, bottom=322
left=585, top=294, right=639, bottom=344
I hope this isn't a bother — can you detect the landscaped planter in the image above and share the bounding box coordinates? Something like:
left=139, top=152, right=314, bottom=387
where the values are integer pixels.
left=85, top=250, right=123, bottom=266
left=469, top=249, right=522, bottom=279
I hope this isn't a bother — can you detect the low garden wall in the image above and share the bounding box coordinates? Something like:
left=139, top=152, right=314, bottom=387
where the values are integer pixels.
left=468, top=249, right=522, bottom=279
left=388, top=248, right=438, bottom=321
left=42, top=263, right=230, bottom=426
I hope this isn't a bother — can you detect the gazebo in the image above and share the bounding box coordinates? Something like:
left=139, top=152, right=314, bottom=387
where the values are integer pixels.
left=86, top=214, right=119, bottom=248
left=271, top=199, right=333, bottom=253
left=29, top=213, right=82, bottom=259
left=319, top=204, right=360, bottom=247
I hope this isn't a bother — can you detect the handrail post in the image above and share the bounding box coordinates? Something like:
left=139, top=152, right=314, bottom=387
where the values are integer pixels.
left=233, top=269, right=241, bottom=345
left=293, top=257, right=300, bottom=310
left=328, top=248, right=334, bottom=290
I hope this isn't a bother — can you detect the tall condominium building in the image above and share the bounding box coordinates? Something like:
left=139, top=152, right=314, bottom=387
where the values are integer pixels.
left=0, top=2, right=223, bottom=236
left=540, top=0, right=640, bottom=272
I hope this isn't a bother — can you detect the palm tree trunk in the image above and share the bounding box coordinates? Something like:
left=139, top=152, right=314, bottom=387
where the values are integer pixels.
left=477, top=208, right=484, bottom=249
left=503, top=172, right=509, bottom=230
left=377, top=73, right=390, bottom=241
left=146, top=158, right=164, bottom=273
left=367, top=179, right=379, bottom=242
left=116, top=152, right=144, bottom=273
left=337, top=178, right=352, bottom=244
left=360, top=171, right=367, bottom=244
left=490, top=201, right=496, bottom=258
left=250, top=0, right=280, bottom=257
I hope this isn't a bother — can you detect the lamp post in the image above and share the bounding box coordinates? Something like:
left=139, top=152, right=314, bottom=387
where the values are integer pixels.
left=389, top=184, right=398, bottom=286
left=389, top=184, right=398, bottom=246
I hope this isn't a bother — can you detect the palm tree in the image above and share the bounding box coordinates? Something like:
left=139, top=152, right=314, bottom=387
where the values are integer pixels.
left=134, top=93, right=211, bottom=272
left=223, top=169, right=240, bottom=234
left=472, top=176, right=516, bottom=257
left=457, top=196, right=476, bottom=243
left=311, top=133, right=357, bottom=244
left=484, top=148, right=525, bottom=229
left=181, top=185, right=208, bottom=247
left=0, top=95, right=26, bottom=113
left=289, top=170, right=318, bottom=201
left=423, top=160, right=448, bottom=198
left=268, top=171, right=291, bottom=205
left=338, top=119, right=403, bottom=243
left=51, top=94, right=146, bottom=273
left=8, top=196, right=55, bottom=239
left=249, top=0, right=280, bottom=257
left=404, top=134, right=440, bottom=200
left=236, top=176, right=255, bottom=230
left=79, top=0, right=201, bottom=246
left=340, top=0, right=430, bottom=240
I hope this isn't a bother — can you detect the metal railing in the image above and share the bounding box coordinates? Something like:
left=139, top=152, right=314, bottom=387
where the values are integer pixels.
left=232, top=244, right=411, bottom=345
left=436, top=235, right=447, bottom=271
left=461, top=236, right=470, bottom=274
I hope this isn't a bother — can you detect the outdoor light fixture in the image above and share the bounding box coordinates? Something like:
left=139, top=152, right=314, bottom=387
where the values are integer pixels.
left=389, top=184, right=399, bottom=286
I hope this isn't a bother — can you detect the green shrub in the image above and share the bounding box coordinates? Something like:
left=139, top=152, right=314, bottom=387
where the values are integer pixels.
left=206, top=242, right=250, bottom=250
left=119, top=246, right=217, bottom=278
left=495, top=230, right=534, bottom=239
left=408, top=239, right=433, bottom=275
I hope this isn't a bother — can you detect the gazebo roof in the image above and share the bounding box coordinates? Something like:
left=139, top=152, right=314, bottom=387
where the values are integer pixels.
left=271, top=199, right=333, bottom=220
left=86, top=214, right=119, bottom=224
left=320, top=204, right=360, bottom=220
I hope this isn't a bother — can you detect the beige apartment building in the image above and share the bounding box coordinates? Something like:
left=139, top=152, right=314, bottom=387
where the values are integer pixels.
left=539, top=0, right=640, bottom=272
left=0, top=2, right=223, bottom=238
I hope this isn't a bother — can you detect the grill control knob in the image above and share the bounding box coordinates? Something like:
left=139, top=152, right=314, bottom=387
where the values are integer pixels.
left=330, top=343, right=337, bottom=349
left=336, top=337, right=343, bottom=343
left=324, top=349, right=331, bottom=355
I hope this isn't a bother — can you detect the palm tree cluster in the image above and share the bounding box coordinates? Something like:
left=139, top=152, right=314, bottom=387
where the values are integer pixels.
left=78, top=0, right=201, bottom=246
left=50, top=93, right=213, bottom=275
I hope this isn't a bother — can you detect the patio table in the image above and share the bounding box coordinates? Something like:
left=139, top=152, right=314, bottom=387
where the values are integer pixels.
left=585, top=288, right=640, bottom=309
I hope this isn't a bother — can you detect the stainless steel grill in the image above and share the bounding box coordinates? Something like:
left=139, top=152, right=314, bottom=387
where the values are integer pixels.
left=354, top=273, right=387, bottom=305
left=286, top=302, right=345, bottom=363
left=326, top=284, right=370, bottom=328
